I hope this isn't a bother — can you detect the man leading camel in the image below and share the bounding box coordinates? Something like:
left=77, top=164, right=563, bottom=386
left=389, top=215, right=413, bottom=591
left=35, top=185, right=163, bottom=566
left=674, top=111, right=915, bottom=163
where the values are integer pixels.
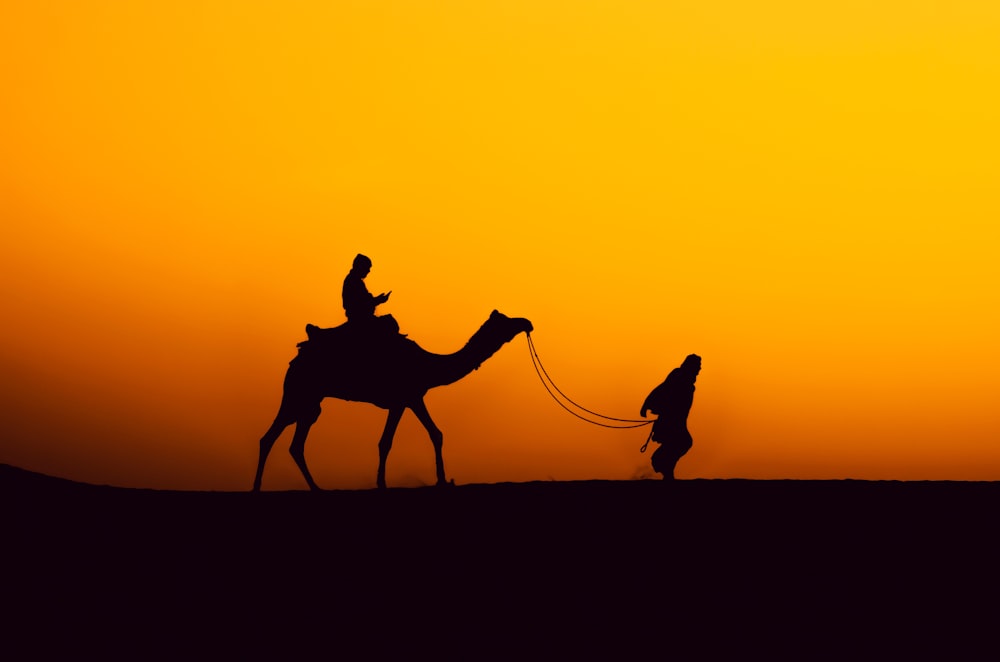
left=640, top=354, right=701, bottom=480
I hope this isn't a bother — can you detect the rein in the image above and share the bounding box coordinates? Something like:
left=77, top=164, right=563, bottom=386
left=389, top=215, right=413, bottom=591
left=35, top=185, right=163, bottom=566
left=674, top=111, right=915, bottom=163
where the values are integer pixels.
left=526, top=333, right=654, bottom=447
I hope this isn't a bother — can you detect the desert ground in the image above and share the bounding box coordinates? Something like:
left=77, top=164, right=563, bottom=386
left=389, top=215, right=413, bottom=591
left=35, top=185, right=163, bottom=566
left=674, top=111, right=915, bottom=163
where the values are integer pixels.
left=4, top=464, right=997, bottom=657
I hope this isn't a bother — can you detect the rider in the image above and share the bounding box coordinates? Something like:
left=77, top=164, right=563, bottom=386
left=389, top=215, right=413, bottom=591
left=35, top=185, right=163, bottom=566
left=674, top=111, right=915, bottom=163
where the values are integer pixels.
left=342, top=254, right=400, bottom=334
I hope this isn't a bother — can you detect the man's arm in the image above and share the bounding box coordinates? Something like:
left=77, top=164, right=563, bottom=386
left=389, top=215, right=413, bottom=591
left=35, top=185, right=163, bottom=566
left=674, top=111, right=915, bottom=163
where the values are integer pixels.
left=640, top=382, right=666, bottom=418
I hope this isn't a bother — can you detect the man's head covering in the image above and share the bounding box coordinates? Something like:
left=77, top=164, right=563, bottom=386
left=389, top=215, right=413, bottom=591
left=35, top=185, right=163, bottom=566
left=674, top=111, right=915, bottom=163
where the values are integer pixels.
left=681, top=354, right=702, bottom=376
left=353, top=254, right=373, bottom=270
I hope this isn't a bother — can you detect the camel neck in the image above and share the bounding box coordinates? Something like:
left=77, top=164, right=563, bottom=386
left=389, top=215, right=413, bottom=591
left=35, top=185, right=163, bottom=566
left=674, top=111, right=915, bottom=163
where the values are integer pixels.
left=426, top=322, right=512, bottom=389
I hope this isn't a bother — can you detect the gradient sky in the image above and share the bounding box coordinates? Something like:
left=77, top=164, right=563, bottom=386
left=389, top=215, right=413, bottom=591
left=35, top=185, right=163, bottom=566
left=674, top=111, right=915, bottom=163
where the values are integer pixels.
left=2, top=1, right=998, bottom=489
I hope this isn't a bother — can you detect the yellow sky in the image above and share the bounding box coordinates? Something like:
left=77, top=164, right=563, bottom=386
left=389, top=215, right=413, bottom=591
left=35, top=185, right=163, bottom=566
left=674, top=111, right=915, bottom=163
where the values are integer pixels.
left=1, top=1, right=998, bottom=489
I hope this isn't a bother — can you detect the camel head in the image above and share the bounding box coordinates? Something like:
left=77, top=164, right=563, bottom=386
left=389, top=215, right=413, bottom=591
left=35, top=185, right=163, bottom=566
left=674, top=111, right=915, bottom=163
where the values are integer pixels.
left=488, top=309, right=533, bottom=338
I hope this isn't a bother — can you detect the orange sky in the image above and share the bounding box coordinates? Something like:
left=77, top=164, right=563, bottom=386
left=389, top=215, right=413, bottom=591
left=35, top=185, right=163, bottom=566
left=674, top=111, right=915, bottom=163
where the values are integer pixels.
left=2, top=1, right=998, bottom=489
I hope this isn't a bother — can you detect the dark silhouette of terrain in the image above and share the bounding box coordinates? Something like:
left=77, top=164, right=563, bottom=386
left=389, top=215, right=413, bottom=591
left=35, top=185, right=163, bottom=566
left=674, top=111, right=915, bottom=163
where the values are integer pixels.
left=4, top=464, right=997, bottom=657
left=254, top=309, right=532, bottom=491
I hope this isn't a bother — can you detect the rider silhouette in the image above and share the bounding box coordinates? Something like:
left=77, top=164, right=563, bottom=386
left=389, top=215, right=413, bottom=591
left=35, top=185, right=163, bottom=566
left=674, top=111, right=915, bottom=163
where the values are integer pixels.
left=342, top=254, right=400, bottom=334
left=640, top=354, right=701, bottom=480
left=343, top=254, right=390, bottom=320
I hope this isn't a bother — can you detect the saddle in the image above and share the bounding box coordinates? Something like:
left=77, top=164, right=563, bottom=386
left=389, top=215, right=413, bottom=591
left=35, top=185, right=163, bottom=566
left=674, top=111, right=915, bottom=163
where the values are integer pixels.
left=298, top=315, right=404, bottom=350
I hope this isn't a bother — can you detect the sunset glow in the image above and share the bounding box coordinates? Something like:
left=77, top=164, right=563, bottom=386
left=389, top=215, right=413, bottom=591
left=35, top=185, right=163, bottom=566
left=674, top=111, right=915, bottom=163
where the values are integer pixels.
left=2, top=1, right=998, bottom=489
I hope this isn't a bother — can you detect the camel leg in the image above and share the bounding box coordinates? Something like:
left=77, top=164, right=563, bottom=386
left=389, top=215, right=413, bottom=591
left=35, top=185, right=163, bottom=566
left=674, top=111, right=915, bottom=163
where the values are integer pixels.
left=410, top=398, right=448, bottom=486
left=289, top=405, right=323, bottom=491
left=376, top=407, right=405, bottom=490
left=253, top=415, right=291, bottom=492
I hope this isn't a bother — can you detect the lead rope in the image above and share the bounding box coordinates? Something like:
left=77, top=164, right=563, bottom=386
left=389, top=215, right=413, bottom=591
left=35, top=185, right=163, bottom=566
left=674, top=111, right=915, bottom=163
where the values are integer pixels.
left=526, top=333, right=654, bottom=447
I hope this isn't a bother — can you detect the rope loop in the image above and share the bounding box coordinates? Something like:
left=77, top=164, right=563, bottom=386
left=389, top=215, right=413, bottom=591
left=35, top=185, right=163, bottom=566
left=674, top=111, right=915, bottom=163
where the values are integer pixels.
left=639, top=426, right=655, bottom=453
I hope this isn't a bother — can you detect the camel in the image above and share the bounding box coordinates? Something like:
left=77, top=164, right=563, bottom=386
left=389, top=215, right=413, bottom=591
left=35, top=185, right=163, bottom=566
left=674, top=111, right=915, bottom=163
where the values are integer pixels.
left=252, top=309, right=533, bottom=491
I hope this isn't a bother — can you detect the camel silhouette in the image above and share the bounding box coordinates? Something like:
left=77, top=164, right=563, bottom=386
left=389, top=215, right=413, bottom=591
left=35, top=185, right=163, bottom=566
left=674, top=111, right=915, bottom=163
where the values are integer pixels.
left=253, top=309, right=533, bottom=491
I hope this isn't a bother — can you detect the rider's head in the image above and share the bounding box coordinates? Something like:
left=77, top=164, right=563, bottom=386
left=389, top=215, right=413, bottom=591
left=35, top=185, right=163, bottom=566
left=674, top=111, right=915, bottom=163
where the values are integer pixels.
left=352, top=253, right=373, bottom=276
